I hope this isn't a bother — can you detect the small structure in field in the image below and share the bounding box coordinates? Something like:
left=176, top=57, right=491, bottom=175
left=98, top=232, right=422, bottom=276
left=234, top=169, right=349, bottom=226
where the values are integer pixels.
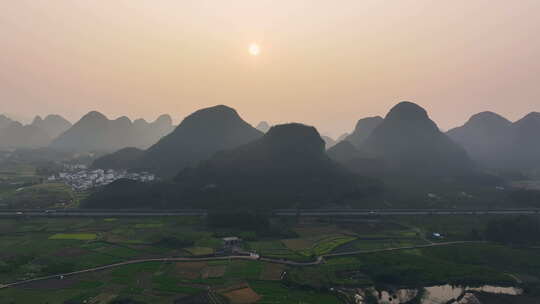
left=222, top=236, right=242, bottom=253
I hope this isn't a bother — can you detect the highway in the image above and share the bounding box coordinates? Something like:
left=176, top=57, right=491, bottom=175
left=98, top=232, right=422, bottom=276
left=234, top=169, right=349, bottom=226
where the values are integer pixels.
left=0, top=209, right=539, bottom=217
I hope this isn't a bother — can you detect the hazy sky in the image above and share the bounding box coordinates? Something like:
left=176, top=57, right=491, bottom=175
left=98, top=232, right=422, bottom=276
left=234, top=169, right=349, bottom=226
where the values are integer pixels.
left=2, top=1, right=540, bottom=137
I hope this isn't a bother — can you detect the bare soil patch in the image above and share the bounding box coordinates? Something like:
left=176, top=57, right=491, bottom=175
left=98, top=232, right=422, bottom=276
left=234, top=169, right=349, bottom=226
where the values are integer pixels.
left=281, top=238, right=313, bottom=251
left=175, top=261, right=207, bottom=280
left=222, top=287, right=261, bottom=304
left=259, top=263, right=285, bottom=281
left=89, top=293, right=117, bottom=304
left=201, top=265, right=227, bottom=279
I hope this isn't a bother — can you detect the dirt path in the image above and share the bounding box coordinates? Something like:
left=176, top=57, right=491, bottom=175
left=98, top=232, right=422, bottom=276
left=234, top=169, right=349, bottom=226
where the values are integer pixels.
left=0, top=241, right=483, bottom=290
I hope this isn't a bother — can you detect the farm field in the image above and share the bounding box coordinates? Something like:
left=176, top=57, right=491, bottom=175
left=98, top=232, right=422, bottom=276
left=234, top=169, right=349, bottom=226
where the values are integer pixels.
left=1, top=215, right=540, bottom=303
left=0, top=162, right=78, bottom=209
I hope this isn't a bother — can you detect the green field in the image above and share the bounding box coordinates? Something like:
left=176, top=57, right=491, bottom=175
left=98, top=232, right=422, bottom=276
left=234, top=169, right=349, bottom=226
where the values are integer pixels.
left=0, top=162, right=78, bottom=209
left=1, top=215, right=540, bottom=303
left=49, top=233, right=98, bottom=240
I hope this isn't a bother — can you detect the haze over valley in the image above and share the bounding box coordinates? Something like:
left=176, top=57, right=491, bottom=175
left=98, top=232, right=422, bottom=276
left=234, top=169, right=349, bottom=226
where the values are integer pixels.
left=2, top=1, right=540, bottom=304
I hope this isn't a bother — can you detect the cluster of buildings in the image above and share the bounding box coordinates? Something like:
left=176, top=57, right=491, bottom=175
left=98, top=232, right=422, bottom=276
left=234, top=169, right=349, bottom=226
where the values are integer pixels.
left=48, top=165, right=155, bottom=191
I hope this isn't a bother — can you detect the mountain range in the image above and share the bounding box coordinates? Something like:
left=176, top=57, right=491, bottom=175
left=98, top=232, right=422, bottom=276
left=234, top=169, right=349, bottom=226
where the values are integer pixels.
left=135, top=105, right=263, bottom=177
left=50, top=112, right=173, bottom=153
left=0, top=114, right=71, bottom=149
left=359, top=102, right=473, bottom=176
left=344, top=116, right=383, bottom=148
left=448, top=111, right=540, bottom=171
left=4, top=101, right=540, bottom=181
left=31, top=115, right=72, bottom=139
left=85, top=123, right=380, bottom=209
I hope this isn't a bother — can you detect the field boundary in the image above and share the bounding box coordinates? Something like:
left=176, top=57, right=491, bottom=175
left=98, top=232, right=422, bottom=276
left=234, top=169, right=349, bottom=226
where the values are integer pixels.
left=0, top=241, right=485, bottom=290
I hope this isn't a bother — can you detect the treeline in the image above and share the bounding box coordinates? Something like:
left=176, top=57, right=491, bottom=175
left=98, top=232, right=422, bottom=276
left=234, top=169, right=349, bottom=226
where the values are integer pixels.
left=207, top=211, right=296, bottom=239
left=485, top=216, right=540, bottom=245
left=508, top=189, right=540, bottom=208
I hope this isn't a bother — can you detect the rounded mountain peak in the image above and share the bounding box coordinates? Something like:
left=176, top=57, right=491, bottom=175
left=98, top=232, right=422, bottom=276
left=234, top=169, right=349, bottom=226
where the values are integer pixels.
left=134, top=118, right=148, bottom=124
left=32, top=115, right=43, bottom=124
left=256, top=121, right=270, bottom=133
left=264, top=123, right=325, bottom=153
left=155, top=114, right=172, bottom=125
left=354, top=116, right=383, bottom=130
left=180, top=105, right=246, bottom=129
left=114, top=116, right=132, bottom=123
left=82, top=111, right=108, bottom=121
left=467, top=111, right=511, bottom=126
left=518, top=112, right=540, bottom=122
left=194, top=105, right=237, bottom=117
left=385, top=101, right=429, bottom=121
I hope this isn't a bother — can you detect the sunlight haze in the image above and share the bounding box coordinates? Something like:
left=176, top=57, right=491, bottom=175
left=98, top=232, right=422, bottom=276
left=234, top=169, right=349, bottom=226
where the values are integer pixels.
left=2, top=0, right=540, bottom=136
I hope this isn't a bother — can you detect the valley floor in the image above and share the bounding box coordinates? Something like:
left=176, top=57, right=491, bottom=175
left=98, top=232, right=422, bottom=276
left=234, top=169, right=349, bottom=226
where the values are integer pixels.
left=1, top=215, right=540, bottom=303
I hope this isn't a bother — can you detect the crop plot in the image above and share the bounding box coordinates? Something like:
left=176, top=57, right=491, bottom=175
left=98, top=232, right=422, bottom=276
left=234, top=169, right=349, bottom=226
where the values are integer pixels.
left=175, top=262, right=207, bottom=280
left=220, top=284, right=261, bottom=304
left=259, top=263, right=285, bottom=281
left=201, top=265, right=227, bottom=279
left=49, top=233, right=97, bottom=240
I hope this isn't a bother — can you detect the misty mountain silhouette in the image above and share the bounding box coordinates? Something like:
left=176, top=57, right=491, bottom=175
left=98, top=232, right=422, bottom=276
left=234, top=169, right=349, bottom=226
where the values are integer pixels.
left=91, top=147, right=145, bottom=170
left=256, top=121, right=270, bottom=133
left=448, top=111, right=540, bottom=171
left=327, top=140, right=383, bottom=176
left=0, top=121, right=51, bottom=149
left=50, top=111, right=173, bottom=152
left=447, top=111, right=513, bottom=168
left=337, top=132, right=349, bottom=142
left=345, top=116, right=383, bottom=148
left=0, top=115, right=14, bottom=130
left=85, top=123, right=380, bottom=209
left=173, top=123, right=379, bottom=208
left=31, top=114, right=72, bottom=139
left=361, top=101, right=473, bottom=176
left=138, top=105, right=263, bottom=178
left=328, top=140, right=363, bottom=163
left=321, top=135, right=337, bottom=149
left=132, top=115, right=174, bottom=148
left=510, top=112, right=540, bottom=169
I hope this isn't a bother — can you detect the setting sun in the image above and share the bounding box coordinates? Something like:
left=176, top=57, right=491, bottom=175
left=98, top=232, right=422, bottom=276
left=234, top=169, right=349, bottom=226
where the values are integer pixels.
left=249, top=43, right=260, bottom=56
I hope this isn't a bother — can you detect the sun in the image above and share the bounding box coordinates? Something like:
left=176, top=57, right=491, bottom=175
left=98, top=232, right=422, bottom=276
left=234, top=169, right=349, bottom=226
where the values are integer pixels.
left=249, top=43, right=260, bottom=56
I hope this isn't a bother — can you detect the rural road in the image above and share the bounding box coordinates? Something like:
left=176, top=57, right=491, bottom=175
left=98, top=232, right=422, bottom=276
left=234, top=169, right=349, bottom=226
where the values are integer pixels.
left=0, top=241, right=479, bottom=290
left=1, top=209, right=539, bottom=218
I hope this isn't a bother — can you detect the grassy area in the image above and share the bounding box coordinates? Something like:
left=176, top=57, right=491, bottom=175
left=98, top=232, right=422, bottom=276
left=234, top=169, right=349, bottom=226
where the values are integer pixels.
left=49, top=233, right=98, bottom=240
left=1, top=216, right=540, bottom=303
left=299, top=236, right=356, bottom=256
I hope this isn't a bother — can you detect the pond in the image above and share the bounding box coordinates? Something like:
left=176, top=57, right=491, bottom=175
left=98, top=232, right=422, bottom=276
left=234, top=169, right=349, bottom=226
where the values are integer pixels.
left=353, top=284, right=523, bottom=304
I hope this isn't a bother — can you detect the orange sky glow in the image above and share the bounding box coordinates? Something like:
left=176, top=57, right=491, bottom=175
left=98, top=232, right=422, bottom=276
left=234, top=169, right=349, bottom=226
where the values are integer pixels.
left=1, top=0, right=540, bottom=137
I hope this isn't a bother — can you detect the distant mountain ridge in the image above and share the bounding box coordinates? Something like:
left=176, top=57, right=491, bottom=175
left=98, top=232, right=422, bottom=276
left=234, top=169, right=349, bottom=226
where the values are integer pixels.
left=91, top=147, right=145, bottom=170
left=137, top=105, right=263, bottom=177
left=172, top=123, right=372, bottom=208
left=321, top=136, right=337, bottom=149
left=345, top=116, right=383, bottom=148
left=85, top=123, right=380, bottom=209
left=360, top=101, right=473, bottom=176
left=0, top=114, right=69, bottom=149
left=0, top=121, right=51, bottom=149
left=448, top=111, right=540, bottom=171
left=327, top=140, right=383, bottom=177
left=0, top=115, right=15, bottom=130
left=50, top=112, right=173, bottom=153
left=256, top=121, right=270, bottom=133
left=31, top=114, right=72, bottom=138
